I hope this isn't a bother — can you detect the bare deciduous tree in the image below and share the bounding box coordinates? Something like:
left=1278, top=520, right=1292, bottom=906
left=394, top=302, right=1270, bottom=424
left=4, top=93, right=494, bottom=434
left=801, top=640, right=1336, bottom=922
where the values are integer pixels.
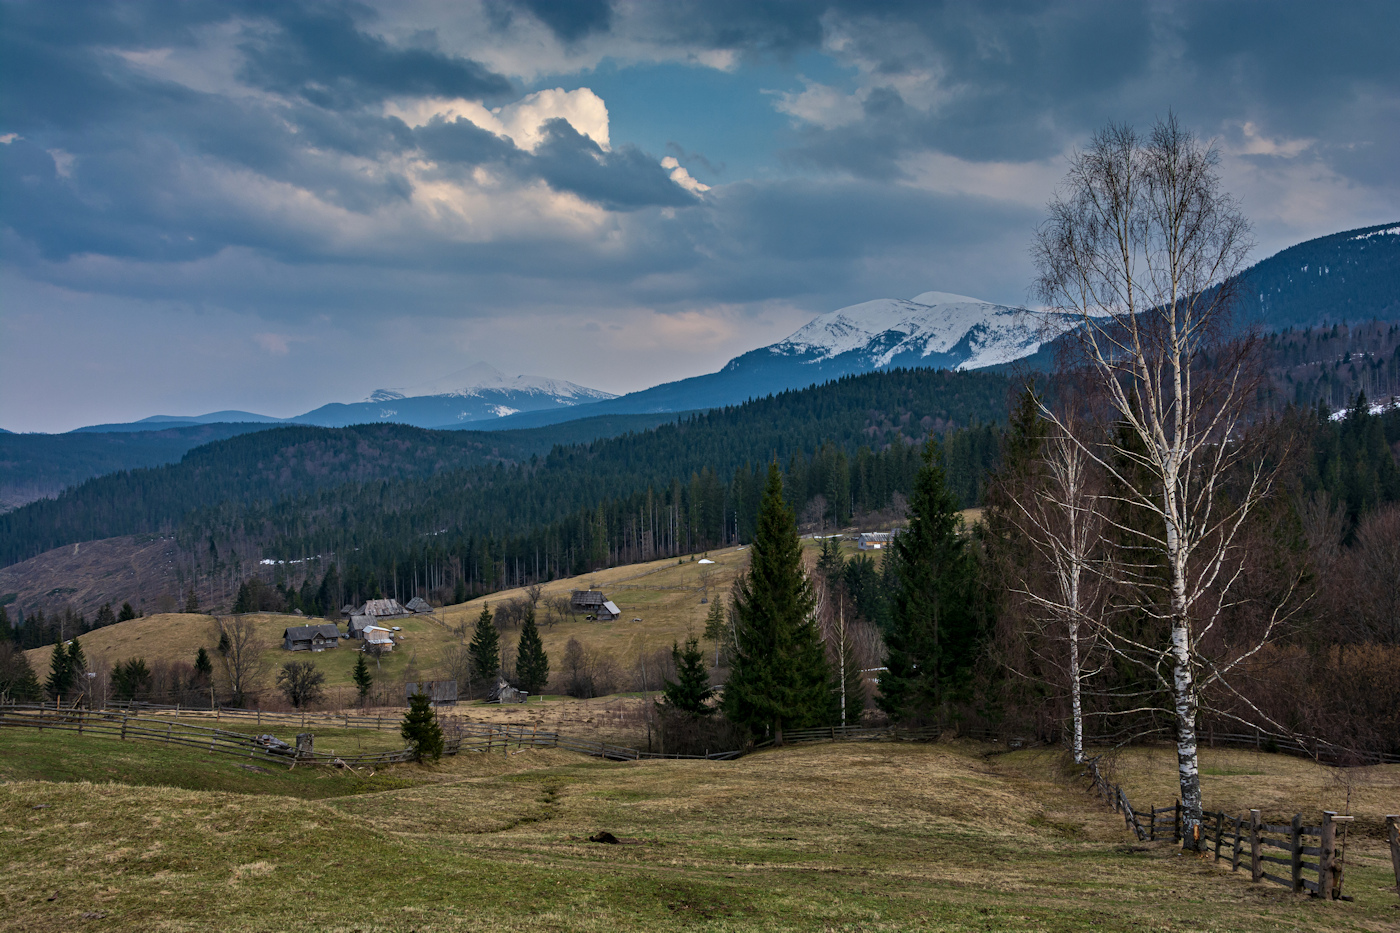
left=1004, top=401, right=1107, bottom=763
left=1034, top=114, right=1297, bottom=849
left=214, top=616, right=266, bottom=707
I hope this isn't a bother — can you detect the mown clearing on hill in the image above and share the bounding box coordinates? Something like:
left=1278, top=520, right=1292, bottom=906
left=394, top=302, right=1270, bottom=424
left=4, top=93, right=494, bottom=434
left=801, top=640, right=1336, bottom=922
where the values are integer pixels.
left=3, top=733, right=1397, bottom=932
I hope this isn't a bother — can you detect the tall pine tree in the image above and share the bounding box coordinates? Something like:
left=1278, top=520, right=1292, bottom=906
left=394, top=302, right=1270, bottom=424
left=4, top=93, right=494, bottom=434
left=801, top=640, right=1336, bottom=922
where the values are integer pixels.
left=877, top=439, right=982, bottom=723
left=722, top=461, right=832, bottom=744
left=45, top=641, right=73, bottom=701
left=514, top=607, right=549, bottom=696
left=469, top=605, right=501, bottom=687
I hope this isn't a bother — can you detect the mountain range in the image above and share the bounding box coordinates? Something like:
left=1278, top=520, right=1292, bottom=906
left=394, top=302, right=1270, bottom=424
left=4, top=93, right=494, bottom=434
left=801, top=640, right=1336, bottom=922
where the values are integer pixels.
left=52, top=219, right=1397, bottom=438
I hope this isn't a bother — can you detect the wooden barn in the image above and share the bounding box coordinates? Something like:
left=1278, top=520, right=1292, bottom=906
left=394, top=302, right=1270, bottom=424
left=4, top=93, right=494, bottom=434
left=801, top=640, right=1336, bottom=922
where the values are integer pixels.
left=283, top=624, right=341, bottom=652
left=571, top=589, right=606, bottom=612
left=405, top=596, right=433, bottom=614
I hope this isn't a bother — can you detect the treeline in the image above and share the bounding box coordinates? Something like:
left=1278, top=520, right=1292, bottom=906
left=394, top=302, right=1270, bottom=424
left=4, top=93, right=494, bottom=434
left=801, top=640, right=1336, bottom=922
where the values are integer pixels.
left=1260, top=321, right=1400, bottom=413
left=183, top=421, right=1002, bottom=612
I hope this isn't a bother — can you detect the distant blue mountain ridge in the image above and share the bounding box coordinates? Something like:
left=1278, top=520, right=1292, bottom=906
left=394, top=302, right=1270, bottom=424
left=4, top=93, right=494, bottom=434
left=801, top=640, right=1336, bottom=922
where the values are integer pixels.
left=40, top=220, right=1400, bottom=437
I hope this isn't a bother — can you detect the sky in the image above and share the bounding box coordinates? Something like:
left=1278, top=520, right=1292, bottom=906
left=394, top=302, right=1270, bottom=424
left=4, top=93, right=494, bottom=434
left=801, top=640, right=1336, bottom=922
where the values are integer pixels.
left=3, top=0, right=1398, bottom=432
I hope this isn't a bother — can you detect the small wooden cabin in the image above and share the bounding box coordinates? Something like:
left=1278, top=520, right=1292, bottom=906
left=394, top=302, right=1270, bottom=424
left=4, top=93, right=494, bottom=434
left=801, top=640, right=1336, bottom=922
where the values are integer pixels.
left=283, top=624, right=341, bottom=652
left=571, top=589, right=606, bottom=611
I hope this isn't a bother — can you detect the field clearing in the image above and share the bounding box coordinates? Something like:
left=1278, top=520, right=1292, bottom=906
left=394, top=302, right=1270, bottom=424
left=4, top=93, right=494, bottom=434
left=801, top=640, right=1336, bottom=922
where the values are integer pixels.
left=3, top=730, right=1399, bottom=932
left=21, top=546, right=764, bottom=706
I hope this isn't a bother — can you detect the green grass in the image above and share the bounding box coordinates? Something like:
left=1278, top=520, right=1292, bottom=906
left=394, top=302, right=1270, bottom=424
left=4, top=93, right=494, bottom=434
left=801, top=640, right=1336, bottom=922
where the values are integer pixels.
left=0, top=727, right=415, bottom=799
left=3, top=733, right=1399, bottom=932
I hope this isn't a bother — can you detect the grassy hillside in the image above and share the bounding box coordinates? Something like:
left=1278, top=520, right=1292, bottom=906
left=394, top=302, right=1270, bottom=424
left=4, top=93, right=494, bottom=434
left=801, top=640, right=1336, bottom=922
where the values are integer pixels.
left=2, top=737, right=1397, bottom=931
left=24, top=544, right=761, bottom=705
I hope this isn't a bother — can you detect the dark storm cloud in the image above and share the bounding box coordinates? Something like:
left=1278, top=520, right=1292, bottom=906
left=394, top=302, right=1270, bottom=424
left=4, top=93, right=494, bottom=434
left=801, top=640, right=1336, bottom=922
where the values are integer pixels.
left=238, top=3, right=514, bottom=108
left=507, top=0, right=613, bottom=43
left=758, top=1, right=1400, bottom=182
left=530, top=120, right=697, bottom=211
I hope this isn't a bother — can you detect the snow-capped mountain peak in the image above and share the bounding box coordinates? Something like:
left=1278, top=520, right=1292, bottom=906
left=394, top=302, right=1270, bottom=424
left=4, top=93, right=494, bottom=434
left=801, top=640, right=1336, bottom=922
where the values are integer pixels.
left=773, top=291, right=1044, bottom=371
left=367, top=361, right=616, bottom=404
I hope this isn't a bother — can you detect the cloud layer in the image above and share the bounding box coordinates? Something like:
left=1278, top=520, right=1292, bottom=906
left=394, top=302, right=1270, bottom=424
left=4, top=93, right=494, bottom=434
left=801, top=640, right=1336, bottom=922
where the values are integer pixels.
left=2, top=0, right=1396, bottom=431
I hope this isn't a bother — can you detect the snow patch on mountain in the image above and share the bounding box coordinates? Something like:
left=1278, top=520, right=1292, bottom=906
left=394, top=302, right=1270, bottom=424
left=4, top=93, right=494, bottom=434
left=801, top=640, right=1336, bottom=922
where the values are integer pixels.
left=1350, top=225, right=1400, bottom=241
left=773, top=291, right=1051, bottom=371
left=367, top=361, right=615, bottom=404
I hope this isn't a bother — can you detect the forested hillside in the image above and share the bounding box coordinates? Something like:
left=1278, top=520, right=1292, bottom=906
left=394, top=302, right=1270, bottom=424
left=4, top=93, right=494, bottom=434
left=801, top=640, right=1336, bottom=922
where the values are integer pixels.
left=0, top=422, right=267, bottom=513
left=1260, top=321, right=1400, bottom=412
left=0, top=412, right=692, bottom=566
left=2, top=369, right=1009, bottom=621
left=1238, top=222, right=1400, bottom=328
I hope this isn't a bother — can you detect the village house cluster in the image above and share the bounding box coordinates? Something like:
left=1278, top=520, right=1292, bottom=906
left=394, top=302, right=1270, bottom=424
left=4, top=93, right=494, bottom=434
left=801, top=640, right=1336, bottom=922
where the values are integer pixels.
left=281, top=597, right=434, bottom=652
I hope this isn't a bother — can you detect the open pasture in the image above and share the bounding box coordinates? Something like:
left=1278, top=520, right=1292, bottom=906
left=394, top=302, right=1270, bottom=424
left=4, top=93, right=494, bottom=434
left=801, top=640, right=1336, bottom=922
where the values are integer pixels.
left=3, top=729, right=1398, bottom=932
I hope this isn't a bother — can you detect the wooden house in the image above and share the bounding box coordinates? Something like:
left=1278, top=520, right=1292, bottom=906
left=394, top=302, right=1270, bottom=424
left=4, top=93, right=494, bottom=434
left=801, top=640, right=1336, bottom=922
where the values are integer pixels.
left=857, top=532, right=894, bottom=551
left=347, top=614, right=375, bottom=640
left=596, top=600, right=622, bottom=621
left=355, top=598, right=411, bottom=620
left=283, top=623, right=341, bottom=652
left=571, top=589, right=606, bottom=612
left=405, top=596, right=433, bottom=614
left=362, top=626, right=395, bottom=651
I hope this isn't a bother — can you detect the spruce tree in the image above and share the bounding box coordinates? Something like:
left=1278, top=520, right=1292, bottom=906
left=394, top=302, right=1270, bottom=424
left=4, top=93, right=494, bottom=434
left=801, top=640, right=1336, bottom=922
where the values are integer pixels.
left=0, top=605, right=10, bottom=642
left=66, top=637, right=88, bottom=678
left=352, top=652, right=373, bottom=706
left=0, top=641, right=42, bottom=702
left=400, top=691, right=445, bottom=761
left=118, top=602, right=138, bottom=623
left=701, top=598, right=728, bottom=669
left=877, top=439, right=980, bottom=722
left=184, top=588, right=199, bottom=613
left=94, top=603, right=116, bottom=629
left=514, top=607, right=549, bottom=696
left=45, top=641, right=73, bottom=701
left=722, top=461, right=832, bottom=744
left=194, top=647, right=214, bottom=682
left=660, top=637, right=714, bottom=715
left=469, top=605, right=500, bottom=686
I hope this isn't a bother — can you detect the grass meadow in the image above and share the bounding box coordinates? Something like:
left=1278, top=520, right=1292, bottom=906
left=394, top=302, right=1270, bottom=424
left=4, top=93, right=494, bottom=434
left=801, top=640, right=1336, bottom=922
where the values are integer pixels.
left=3, top=724, right=1399, bottom=932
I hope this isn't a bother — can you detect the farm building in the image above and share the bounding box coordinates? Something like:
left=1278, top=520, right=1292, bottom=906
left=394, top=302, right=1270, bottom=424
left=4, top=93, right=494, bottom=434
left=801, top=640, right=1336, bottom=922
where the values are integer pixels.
left=571, top=589, right=606, bottom=611
left=283, top=624, right=341, bottom=652
left=597, top=600, right=622, bottom=621
left=354, top=598, right=411, bottom=621
left=405, top=596, right=433, bottom=614
left=346, top=614, right=375, bottom=639
left=857, top=532, right=894, bottom=550
left=362, top=626, right=395, bottom=651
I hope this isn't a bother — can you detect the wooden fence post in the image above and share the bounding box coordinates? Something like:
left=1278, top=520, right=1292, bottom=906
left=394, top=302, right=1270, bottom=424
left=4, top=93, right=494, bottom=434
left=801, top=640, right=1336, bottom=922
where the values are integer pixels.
left=1174, top=800, right=1182, bottom=844
left=1214, top=812, right=1224, bottom=861
left=120, top=714, right=128, bottom=741
left=1290, top=813, right=1303, bottom=893
left=1318, top=811, right=1335, bottom=899
left=1386, top=816, right=1400, bottom=904
left=1231, top=815, right=1243, bottom=871
left=1250, top=810, right=1262, bottom=882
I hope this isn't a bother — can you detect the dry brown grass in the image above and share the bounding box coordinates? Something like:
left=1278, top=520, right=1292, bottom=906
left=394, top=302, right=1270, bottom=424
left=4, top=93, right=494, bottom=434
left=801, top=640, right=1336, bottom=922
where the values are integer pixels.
left=5, top=739, right=1398, bottom=932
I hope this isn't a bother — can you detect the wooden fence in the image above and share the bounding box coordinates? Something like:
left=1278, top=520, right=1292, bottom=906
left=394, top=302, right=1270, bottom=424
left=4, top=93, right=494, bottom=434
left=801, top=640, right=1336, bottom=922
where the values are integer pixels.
left=1080, top=755, right=1395, bottom=903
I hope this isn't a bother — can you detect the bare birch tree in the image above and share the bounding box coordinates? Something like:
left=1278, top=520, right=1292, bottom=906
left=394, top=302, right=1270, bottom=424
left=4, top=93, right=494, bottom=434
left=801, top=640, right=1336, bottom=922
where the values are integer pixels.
left=1004, top=401, right=1107, bottom=764
left=1032, top=114, right=1293, bottom=849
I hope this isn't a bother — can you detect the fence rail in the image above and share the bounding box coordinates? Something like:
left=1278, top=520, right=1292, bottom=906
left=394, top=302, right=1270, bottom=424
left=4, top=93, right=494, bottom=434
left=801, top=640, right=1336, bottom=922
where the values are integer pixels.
left=1081, top=755, right=1379, bottom=902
